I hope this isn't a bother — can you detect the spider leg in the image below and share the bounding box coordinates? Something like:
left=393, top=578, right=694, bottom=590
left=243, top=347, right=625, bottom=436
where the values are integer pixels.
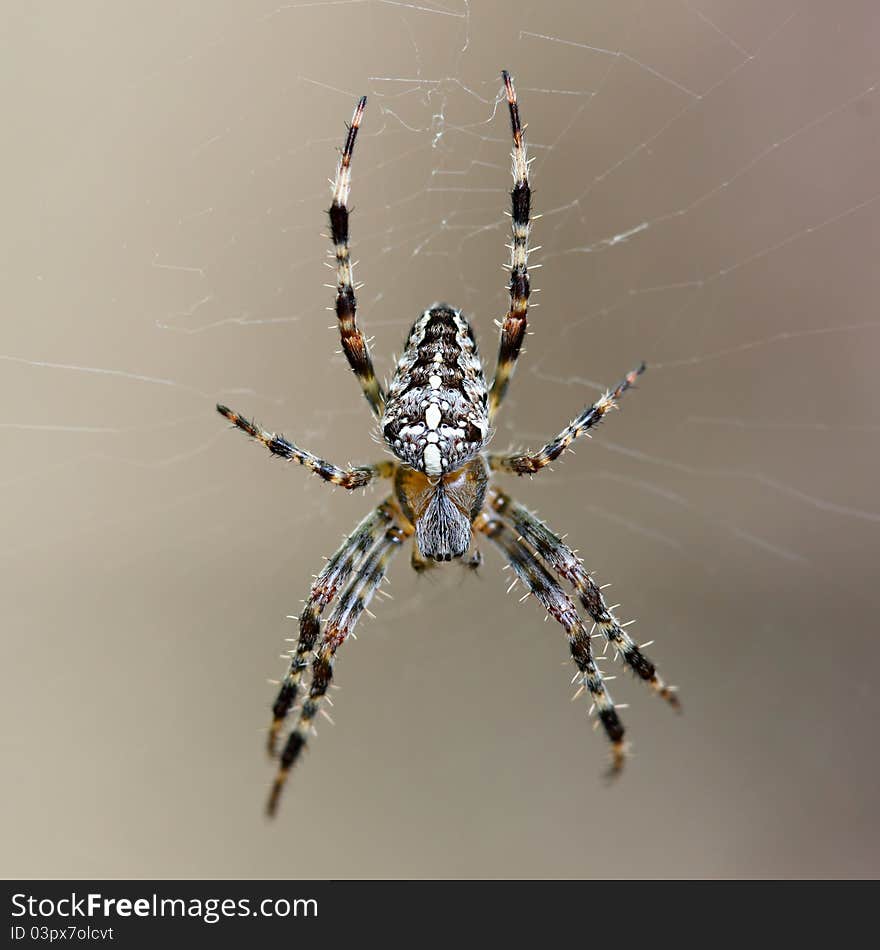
left=268, top=499, right=398, bottom=756
left=487, top=363, right=645, bottom=476
left=328, top=96, right=385, bottom=418
left=217, top=404, right=395, bottom=489
left=463, top=548, right=483, bottom=571
left=488, top=70, right=534, bottom=421
left=410, top=546, right=437, bottom=574
left=267, top=514, right=409, bottom=816
left=487, top=487, right=679, bottom=709
left=476, top=512, right=627, bottom=774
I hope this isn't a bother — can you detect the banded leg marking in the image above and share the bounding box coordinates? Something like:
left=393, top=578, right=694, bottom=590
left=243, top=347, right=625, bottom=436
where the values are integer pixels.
left=328, top=96, right=385, bottom=417
left=488, top=487, right=678, bottom=709
left=477, top=514, right=626, bottom=773
left=489, top=70, right=534, bottom=419
left=217, top=405, right=395, bottom=489
left=488, top=363, right=645, bottom=476
left=267, top=519, right=407, bottom=815
left=268, top=501, right=396, bottom=756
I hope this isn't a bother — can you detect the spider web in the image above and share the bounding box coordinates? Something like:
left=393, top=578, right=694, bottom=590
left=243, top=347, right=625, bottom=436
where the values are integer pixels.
left=3, top=0, right=879, bottom=879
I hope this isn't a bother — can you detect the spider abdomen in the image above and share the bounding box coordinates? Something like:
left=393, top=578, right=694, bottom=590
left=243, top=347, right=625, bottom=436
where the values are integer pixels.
left=381, top=304, right=490, bottom=476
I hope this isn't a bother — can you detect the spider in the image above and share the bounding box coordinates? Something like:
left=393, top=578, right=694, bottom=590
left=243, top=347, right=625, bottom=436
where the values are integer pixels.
left=217, top=71, right=679, bottom=816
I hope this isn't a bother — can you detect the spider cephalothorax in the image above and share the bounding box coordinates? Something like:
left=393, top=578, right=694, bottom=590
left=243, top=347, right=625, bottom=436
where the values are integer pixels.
left=218, top=72, right=680, bottom=817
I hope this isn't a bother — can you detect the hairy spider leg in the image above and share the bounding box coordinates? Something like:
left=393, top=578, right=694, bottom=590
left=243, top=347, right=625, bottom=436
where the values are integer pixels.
left=487, top=363, right=646, bottom=476
left=486, top=487, right=678, bottom=708
left=216, top=405, right=395, bottom=489
left=477, top=513, right=627, bottom=774
left=268, top=500, right=399, bottom=756
left=489, top=70, right=534, bottom=420
left=329, top=96, right=385, bottom=418
left=267, top=516, right=409, bottom=816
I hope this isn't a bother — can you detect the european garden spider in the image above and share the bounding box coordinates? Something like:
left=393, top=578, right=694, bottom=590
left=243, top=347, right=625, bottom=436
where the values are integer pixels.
left=218, top=72, right=679, bottom=816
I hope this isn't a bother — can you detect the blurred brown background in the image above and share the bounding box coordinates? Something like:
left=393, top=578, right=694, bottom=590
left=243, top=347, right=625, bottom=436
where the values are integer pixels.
left=2, top=1, right=879, bottom=878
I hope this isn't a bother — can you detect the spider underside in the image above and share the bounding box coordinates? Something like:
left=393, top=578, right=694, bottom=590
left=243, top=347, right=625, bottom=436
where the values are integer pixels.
left=218, top=72, right=679, bottom=817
